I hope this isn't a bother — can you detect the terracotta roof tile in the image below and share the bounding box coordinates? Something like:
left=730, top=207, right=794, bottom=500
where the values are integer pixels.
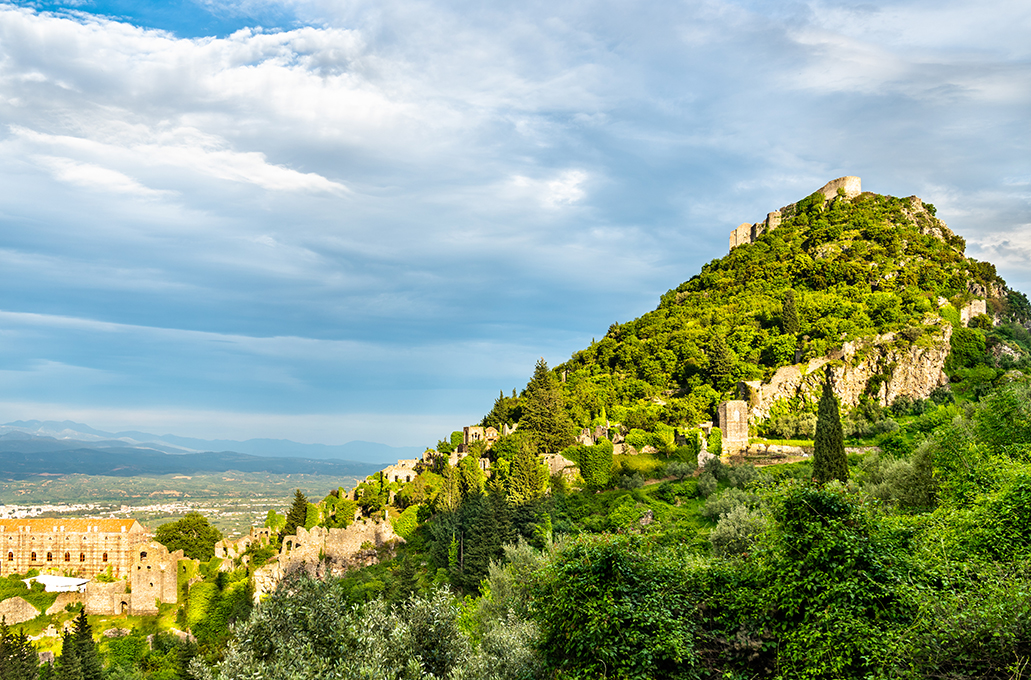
left=0, top=518, right=146, bottom=534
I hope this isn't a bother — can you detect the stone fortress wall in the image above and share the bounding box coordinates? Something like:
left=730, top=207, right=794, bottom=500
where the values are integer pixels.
left=730, top=176, right=862, bottom=251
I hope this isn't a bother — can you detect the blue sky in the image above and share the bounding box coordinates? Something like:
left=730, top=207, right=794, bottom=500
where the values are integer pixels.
left=0, top=0, right=1028, bottom=447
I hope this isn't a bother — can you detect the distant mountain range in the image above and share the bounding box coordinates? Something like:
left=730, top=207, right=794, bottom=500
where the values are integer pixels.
left=0, top=420, right=421, bottom=479
left=0, top=420, right=421, bottom=463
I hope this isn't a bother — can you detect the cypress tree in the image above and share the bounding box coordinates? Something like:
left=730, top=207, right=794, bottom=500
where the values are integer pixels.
left=813, top=374, right=848, bottom=484
left=518, top=358, right=575, bottom=453
left=282, top=489, right=309, bottom=537
left=782, top=289, right=800, bottom=334
left=0, top=622, right=32, bottom=680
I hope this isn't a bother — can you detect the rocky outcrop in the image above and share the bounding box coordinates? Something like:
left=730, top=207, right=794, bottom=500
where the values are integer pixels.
left=740, top=320, right=952, bottom=423
left=0, top=596, right=39, bottom=624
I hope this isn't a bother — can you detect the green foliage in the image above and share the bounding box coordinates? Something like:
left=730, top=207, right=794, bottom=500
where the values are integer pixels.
left=813, top=377, right=848, bottom=484
left=569, top=439, right=614, bottom=490
left=709, top=505, right=768, bottom=557
left=263, top=509, right=285, bottom=531
left=707, top=428, right=722, bottom=457
left=530, top=535, right=701, bottom=679
left=154, top=511, right=223, bottom=562
left=781, top=288, right=799, bottom=335
left=392, top=505, right=420, bottom=540
left=506, top=447, right=548, bottom=505
left=0, top=621, right=38, bottom=680
left=199, top=575, right=538, bottom=680
left=482, top=389, right=522, bottom=431
left=948, top=327, right=988, bottom=370
left=519, top=359, right=576, bottom=453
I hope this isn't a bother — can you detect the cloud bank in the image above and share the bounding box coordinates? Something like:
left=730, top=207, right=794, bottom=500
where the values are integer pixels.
left=0, top=0, right=1027, bottom=445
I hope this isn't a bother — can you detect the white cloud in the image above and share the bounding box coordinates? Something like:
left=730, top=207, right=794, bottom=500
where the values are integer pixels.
left=509, top=169, right=589, bottom=209
left=34, top=155, right=173, bottom=198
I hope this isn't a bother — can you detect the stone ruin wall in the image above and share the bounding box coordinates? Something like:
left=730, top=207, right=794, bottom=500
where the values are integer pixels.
left=252, top=519, right=402, bottom=602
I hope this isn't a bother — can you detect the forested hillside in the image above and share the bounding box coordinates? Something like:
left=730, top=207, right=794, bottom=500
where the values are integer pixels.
left=480, top=188, right=1031, bottom=439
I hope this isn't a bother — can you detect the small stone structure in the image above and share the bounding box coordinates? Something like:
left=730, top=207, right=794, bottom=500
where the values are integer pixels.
left=730, top=177, right=862, bottom=251
left=960, top=299, right=988, bottom=326
left=214, top=526, right=274, bottom=563
left=716, top=401, right=749, bottom=460
left=381, top=459, right=420, bottom=484
left=541, top=454, right=578, bottom=479
left=459, top=426, right=500, bottom=453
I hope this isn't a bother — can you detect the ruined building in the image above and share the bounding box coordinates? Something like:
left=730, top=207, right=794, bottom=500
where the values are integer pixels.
left=0, top=518, right=151, bottom=579
left=84, top=540, right=184, bottom=616
left=730, top=177, right=862, bottom=251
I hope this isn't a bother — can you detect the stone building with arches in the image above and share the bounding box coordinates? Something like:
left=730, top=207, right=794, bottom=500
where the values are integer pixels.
left=0, top=518, right=151, bottom=579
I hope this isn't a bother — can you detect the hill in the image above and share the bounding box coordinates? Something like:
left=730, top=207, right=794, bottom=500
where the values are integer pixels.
left=481, top=177, right=1031, bottom=442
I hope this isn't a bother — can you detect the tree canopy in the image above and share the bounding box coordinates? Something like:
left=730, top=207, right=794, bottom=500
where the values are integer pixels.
left=154, top=511, right=223, bottom=562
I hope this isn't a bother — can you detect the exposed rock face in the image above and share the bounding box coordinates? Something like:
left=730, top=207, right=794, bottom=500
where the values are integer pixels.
left=740, top=320, right=952, bottom=423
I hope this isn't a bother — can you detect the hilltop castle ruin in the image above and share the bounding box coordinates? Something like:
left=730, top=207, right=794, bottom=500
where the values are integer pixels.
left=729, top=176, right=862, bottom=251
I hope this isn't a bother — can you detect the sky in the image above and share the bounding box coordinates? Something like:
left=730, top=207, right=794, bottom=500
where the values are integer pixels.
left=0, top=0, right=1028, bottom=448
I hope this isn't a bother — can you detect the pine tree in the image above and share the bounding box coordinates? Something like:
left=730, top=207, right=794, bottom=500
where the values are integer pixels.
left=0, top=621, right=36, bottom=680
left=72, top=610, right=102, bottom=680
left=518, top=358, right=575, bottom=453
left=438, top=465, right=461, bottom=512
left=813, top=374, right=848, bottom=484
left=55, top=630, right=83, bottom=680
left=282, top=489, right=309, bottom=537
left=782, top=288, right=800, bottom=334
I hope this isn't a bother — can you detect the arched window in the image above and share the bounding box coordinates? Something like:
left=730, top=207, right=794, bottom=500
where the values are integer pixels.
left=79, top=553, right=85, bottom=562
left=140, top=551, right=147, bottom=560
left=102, top=552, right=108, bottom=562
left=46, top=552, right=52, bottom=561
left=30, top=552, right=36, bottom=562
left=6, top=552, right=12, bottom=561
left=64, top=552, right=70, bottom=562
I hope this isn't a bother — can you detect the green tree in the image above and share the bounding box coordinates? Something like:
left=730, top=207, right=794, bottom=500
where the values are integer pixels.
left=706, top=332, right=737, bottom=391
left=458, top=455, right=486, bottom=498
left=263, top=509, right=285, bottom=531
left=507, top=443, right=549, bottom=505
left=518, top=359, right=575, bottom=453
left=813, top=376, right=848, bottom=484
left=54, top=630, right=82, bottom=680
left=283, top=489, right=309, bottom=536
left=782, top=288, right=800, bottom=334
left=154, top=511, right=223, bottom=562
left=71, top=610, right=101, bottom=680
left=0, top=621, right=38, bottom=680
